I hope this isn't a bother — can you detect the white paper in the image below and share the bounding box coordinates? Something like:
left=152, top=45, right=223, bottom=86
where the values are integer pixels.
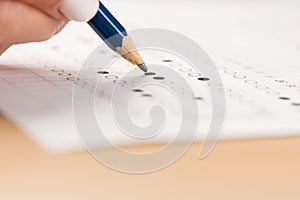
left=0, top=0, right=299, bottom=153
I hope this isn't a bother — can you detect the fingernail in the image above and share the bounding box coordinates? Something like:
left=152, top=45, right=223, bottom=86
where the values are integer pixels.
left=59, top=0, right=99, bottom=22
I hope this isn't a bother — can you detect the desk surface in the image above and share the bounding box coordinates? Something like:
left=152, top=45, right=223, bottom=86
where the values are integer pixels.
left=0, top=115, right=299, bottom=200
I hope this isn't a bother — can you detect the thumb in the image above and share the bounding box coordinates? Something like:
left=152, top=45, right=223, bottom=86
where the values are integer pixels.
left=59, top=0, right=99, bottom=22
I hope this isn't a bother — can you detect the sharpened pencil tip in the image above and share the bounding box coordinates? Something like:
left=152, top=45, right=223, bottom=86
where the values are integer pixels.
left=138, top=63, right=148, bottom=72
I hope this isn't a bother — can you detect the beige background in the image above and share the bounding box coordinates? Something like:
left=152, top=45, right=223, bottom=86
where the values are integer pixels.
left=0, top=114, right=299, bottom=200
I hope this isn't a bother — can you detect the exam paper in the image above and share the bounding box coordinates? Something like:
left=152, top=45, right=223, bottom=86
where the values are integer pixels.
left=0, top=0, right=299, bottom=152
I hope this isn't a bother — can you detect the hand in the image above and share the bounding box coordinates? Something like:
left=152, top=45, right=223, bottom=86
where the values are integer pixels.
left=0, top=0, right=68, bottom=55
left=0, top=0, right=99, bottom=55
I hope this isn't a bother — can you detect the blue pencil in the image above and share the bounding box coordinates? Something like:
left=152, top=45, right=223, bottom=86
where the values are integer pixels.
left=88, top=1, right=148, bottom=72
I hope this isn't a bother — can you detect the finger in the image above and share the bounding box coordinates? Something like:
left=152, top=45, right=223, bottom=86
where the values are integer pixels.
left=15, top=0, right=99, bottom=21
left=0, top=44, right=10, bottom=55
left=0, top=1, right=68, bottom=46
left=15, top=0, right=66, bottom=20
left=17, top=0, right=62, bottom=8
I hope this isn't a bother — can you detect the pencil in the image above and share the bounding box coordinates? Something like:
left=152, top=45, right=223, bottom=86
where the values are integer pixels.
left=88, top=1, right=148, bottom=72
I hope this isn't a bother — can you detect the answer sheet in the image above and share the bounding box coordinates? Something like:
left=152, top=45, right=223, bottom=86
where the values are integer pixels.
left=0, top=0, right=299, bottom=152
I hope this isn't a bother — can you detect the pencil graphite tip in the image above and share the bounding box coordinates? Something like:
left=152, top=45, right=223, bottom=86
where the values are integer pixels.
left=138, top=63, right=148, bottom=72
